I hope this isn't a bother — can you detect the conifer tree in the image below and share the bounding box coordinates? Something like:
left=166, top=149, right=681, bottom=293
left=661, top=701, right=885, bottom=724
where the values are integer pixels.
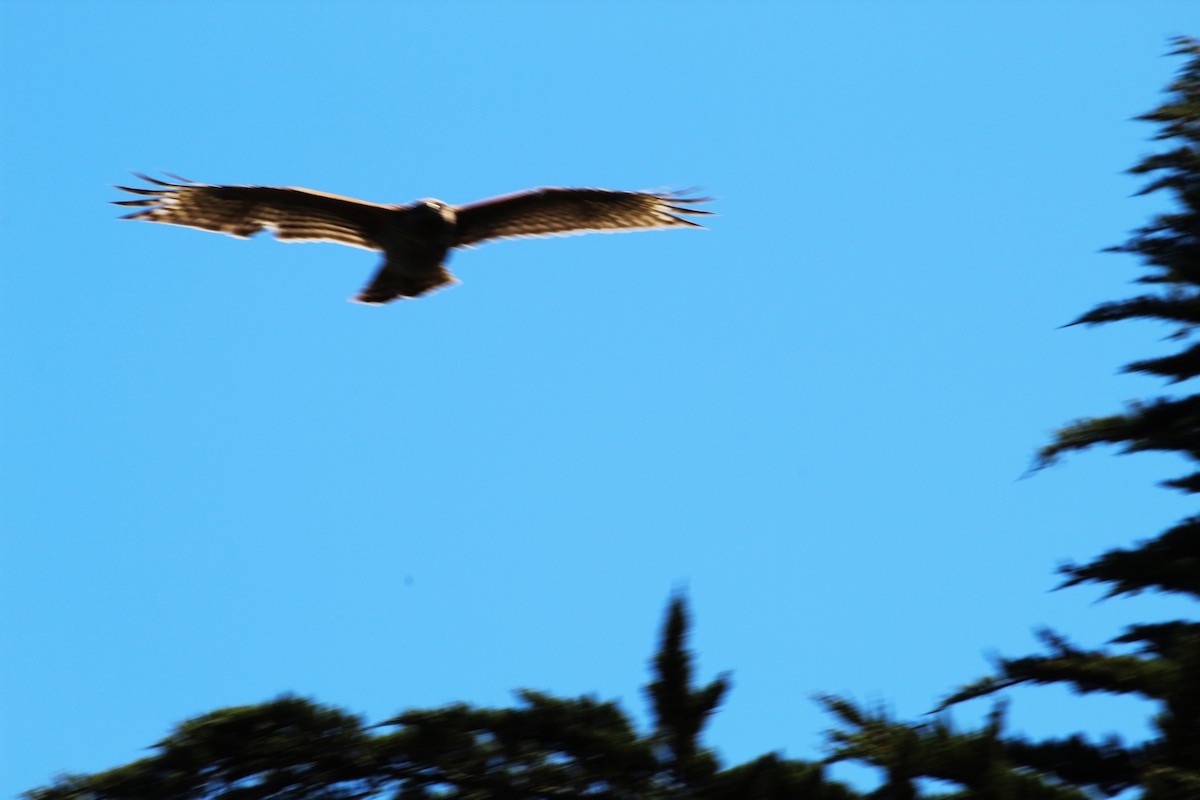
left=822, top=36, right=1200, bottom=800
left=941, top=36, right=1200, bottom=799
left=26, top=596, right=853, bottom=800
left=644, top=593, right=730, bottom=793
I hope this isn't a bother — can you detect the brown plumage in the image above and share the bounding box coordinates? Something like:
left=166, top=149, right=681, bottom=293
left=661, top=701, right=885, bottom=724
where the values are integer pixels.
left=113, top=174, right=712, bottom=304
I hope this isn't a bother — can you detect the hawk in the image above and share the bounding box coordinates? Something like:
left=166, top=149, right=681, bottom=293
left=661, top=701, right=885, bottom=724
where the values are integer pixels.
left=113, top=174, right=712, bottom=304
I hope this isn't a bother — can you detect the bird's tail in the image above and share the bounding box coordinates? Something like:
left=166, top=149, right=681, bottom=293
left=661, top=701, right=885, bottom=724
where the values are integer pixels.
left=352, top=257, right=458, bottom=305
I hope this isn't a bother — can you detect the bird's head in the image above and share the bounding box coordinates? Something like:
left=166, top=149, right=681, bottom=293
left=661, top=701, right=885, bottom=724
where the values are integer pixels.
left=413, top=198, right=456, bottom=225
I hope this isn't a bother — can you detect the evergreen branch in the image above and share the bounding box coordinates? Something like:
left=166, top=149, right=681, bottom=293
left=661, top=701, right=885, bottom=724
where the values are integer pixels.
left=1067, top=295, right=1200, bottom=328
left=937, top=628, right=1173, bottom=712
left=1002, top=734, right=1147, bottom=797
left=1058, top=516, right=1200, bottom=598
left=1124, top=340, right=1200, bottom=383
left=1035, top=396, right=1200, bottom=468
left=818, top=696, right=1088, bottom=798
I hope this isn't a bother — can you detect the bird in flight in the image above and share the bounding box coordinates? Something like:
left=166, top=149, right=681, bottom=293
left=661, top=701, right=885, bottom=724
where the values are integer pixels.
left=113, top=174, right=712, bottom=304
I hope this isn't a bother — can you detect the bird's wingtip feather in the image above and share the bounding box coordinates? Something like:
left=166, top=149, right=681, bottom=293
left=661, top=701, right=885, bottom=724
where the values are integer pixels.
left=114, top=185, right=164, bottom=196
left=160, top=171, right=198, bottom=185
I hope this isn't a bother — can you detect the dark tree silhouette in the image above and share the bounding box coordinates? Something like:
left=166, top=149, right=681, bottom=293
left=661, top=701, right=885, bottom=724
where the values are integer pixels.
left=821, top=36, right=1200, bottom=800
left=26, top=596, right=853, bottom=800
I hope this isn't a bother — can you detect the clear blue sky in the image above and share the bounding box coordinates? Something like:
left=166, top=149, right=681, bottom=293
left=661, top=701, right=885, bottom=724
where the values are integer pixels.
left=2, top=2, right=1197, bottom=796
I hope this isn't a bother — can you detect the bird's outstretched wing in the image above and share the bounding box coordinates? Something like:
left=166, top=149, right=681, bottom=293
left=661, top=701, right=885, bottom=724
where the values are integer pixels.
left=112, top=174, right=391, bottom=251
left=453, top=188, right=712, bottom=248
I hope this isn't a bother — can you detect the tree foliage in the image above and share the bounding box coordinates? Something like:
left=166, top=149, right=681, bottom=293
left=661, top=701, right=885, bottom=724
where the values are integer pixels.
left=26, top=595, right=851, bottom=800
left=821, top=36, right=1200, bottom=800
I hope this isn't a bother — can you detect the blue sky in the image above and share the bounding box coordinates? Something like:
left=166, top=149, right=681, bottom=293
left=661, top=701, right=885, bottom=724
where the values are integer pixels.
left=2, top=1, right=1198, bottom=796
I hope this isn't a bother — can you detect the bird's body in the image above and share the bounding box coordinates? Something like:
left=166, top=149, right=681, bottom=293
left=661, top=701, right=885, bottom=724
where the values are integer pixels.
left=113, top=175, right=711, bottom=304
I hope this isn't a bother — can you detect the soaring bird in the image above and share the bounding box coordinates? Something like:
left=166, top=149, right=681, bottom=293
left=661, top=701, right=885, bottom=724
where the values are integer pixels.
left=113, top=174, right=712, bottom=304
